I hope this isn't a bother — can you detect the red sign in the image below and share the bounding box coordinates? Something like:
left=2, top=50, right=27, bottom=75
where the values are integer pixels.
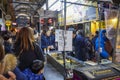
left=48, top=18, right=53, bottom=24
left=40, top=18, right=44, bottom=24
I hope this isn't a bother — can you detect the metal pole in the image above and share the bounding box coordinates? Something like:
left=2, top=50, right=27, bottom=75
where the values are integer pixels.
left=97, top=2, right=102, bottom=64
left=61, top=1, right=97, bottom=8
left=64, top=1, right=67, bottom=31
left=63, top=0, right=67, bottom=80
left=46, top=0, right=48, bottom=10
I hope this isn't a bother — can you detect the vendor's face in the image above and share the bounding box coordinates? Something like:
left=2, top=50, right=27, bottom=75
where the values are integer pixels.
left=46, top=31, right=51, bottom=37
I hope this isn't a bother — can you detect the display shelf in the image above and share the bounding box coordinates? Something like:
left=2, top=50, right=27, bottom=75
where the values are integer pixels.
left=47, top=52, right=85, bottom=79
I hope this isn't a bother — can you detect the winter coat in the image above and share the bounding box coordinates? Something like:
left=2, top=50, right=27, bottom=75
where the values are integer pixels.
left=23, top=68, right=45, bottom=80
left=14, top=42, right=45, bottom=71
left=41, top=34, right=49, bottom=50
left=95, top=30, right=109, bottom=59
left=92, top=34, right=98, bottom=49
left=73, top=35, right=87, bottom=61
left=13, top=67, right=27, bottom=80
left=4, top=41, right=13, bottom=54
left=50, top=34, right=55, bottom=46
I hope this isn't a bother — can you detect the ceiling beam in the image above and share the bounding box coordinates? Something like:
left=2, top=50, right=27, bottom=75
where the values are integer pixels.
left=12, top=1, right=39, bottom=5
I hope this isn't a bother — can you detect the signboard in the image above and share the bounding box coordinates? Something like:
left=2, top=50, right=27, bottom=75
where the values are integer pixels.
left=5, top=20, right=11, bottom=26
left=58, top=0, right=98, bottom=25
left=5, top=15, right=11, bottom=20
left=56, top=29, right=72, bottom=51
left=0, top=19, right=5, bottom=31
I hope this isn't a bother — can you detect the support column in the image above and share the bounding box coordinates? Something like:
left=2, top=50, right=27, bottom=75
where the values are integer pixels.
left=46, top=0, right=48, bottom=10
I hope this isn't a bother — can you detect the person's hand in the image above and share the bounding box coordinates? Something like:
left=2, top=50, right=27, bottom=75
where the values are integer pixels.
left=48, top=45, right=54, bottom=49
left=0, top=71, right=16, bottom=80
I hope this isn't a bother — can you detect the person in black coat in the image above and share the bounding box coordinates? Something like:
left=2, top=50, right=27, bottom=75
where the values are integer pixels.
left=14, top=27, right=45, bottom=71
left=73, top=31, right=87, bottom=61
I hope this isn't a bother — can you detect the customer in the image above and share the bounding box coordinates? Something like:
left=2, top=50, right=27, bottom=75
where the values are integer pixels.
left=0, top=36, right=27, bottom=80
left=23, top=60, right=45, bottom=80
left=72, top=30, right=87, bottom=61
left=95, top=30, right=109, bottom=59
left=14, top=27, right=44, bottom=71
left=2, top=31, right=13, bottom=54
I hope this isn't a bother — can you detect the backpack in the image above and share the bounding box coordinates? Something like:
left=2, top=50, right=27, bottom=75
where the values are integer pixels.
left=84, top=38, right=93, bottom=52
left=84, top=38, right=95, bottom=60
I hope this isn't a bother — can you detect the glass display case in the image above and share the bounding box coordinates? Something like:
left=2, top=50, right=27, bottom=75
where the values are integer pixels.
left=47, top=51, right=85, bottom=78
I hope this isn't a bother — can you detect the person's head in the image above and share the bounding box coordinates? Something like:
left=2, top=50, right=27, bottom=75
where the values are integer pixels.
left=28, top=27, right=38, bottom=39
left=42, top=30, right=47, bottom=35
left=0, top=36, right=5, bottom=62
left=11, top=28, right=17, bottom=35
left=16, top=27, right=35, bottom=50
left=2, top=31, right=11, bottom=41
left=30, top=60, right=44, bottom=74
left=95, top=31, right=99, bottom=35
left=3, top=54, right=17, bottom=74
left=46, top=30, right=51, bottom=37
left=101, top=30, right=106, bottom=36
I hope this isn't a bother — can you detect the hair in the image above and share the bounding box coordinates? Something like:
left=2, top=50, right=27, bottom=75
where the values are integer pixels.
left=30, top=60, right=44, bottom=74
left=42, top=30, right=47, bottom=35
left=15, top=27, right=35, bottom=51
left=3, top=54, right=17, bottom=74
left=73, top=30, right=76, bottom=34
left=0, top=37, right=17, bottom=75
left=95, top=31, right=99, bottom=35
left=0, top=36, right=5, bottom=62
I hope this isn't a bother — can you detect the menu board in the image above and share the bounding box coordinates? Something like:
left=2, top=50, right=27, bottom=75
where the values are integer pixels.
left=55, top=29, right=73, bottom=51
left=58, top=0, right=98, bottom=25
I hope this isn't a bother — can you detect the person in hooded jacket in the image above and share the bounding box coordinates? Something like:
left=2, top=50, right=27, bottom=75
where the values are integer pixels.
left=40, top=30, right=49, bottom=52
left=92, top=31, right=99, bottom=50
left=1, top=31, right=13, bottom=54
left=23, top=59, right=45, bottom=80
left=73, top=31, right=87, bottom=61
left=95, top=30, right=109, bottom=59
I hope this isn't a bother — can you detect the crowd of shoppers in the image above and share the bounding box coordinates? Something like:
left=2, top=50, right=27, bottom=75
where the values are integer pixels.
left=0, top=25, right=113, bottom=80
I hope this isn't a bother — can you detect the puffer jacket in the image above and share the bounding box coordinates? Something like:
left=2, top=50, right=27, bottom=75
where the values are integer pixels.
left=95, top=30, right=109, bottom=59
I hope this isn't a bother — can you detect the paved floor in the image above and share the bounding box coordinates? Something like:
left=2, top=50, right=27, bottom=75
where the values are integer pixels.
left=44, top=63, right=64, bottom=80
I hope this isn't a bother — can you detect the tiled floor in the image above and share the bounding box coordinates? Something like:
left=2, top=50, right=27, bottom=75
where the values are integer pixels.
left=44, top=63, right=64, bottom=80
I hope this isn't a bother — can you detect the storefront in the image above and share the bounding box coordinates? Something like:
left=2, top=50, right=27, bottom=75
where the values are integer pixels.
left=58, top=0, right=99, bottom=37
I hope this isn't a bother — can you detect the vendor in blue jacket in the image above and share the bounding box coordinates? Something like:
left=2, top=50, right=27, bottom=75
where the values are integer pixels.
left=95, top=30, right=109, bottom=59
left=41, top=30, right=49, bottom=52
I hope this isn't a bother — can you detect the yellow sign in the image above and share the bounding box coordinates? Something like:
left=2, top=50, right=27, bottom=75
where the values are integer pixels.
left=6, top=20, right=11, bottom=26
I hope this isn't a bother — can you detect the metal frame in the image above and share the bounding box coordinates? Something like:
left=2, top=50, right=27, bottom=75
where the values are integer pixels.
left=61, top=1, right=120, bottom=79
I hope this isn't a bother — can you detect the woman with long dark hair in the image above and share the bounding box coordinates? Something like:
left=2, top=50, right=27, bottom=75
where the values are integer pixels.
left=14, top=27, right=44, bottom=71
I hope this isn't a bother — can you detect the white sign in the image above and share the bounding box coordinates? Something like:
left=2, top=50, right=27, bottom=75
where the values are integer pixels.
left=55, top=29, right=60, bottom=42
left=56, top=30, right=73, bottom=51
